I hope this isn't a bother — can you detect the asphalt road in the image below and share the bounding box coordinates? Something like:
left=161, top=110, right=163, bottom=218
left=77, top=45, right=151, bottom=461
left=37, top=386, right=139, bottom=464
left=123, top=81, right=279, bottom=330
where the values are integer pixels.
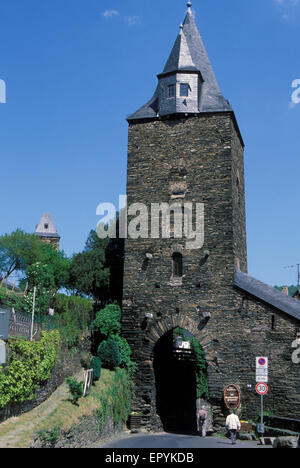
left=101, top=432, right=270, bottom=449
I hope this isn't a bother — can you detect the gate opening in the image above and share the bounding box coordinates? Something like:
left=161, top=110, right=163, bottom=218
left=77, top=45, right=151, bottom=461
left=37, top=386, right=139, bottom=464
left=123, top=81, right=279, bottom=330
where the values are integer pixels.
left=153, top=329, right=198, bottom=434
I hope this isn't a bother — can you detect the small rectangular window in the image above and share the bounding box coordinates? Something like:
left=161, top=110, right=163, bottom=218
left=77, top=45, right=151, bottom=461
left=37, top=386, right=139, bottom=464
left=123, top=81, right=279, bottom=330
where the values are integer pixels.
left=180, top=83, right=189, bottom=97
left=167, top=84, right=176, bottom=98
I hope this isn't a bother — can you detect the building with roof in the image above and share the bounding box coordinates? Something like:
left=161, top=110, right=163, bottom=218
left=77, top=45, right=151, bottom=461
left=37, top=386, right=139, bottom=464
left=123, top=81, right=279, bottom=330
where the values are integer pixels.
left=122, top=2, right=300, bottom=431
left=34, top=213, right=60, bottom=250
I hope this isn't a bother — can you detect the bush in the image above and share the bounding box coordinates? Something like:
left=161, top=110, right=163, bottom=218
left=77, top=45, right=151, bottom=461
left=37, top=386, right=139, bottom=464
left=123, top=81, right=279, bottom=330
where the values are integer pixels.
left=97, top=339, right=121, bottom=370
left=90, top=356, right=102, bottom=382
left=53, top=294, right=93, bottom=348
left=115, top=335, right=132, bottom=369
left=37, top=426, right=61, bottom=448
left=66, top=377, right=84, bottom=405
left=0, top=331, right=60, bottom=408
left=91, top=304, right=122, bottom=339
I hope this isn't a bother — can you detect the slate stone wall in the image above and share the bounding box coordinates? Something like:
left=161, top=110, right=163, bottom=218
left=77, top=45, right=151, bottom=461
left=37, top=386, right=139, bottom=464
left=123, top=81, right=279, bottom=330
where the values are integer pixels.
left=122, top=114, right=300, bottom=430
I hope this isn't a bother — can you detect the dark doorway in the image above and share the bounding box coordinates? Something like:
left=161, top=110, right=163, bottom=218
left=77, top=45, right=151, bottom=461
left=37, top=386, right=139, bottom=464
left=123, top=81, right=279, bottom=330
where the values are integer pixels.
left=153, top=330, right=197, bottom=434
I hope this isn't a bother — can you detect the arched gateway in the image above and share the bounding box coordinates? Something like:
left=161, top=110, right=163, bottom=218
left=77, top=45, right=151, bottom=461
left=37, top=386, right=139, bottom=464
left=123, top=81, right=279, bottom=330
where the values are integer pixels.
left=122, top=1, right=300, bottom=430
left=154, top=330, right=198, bottom=433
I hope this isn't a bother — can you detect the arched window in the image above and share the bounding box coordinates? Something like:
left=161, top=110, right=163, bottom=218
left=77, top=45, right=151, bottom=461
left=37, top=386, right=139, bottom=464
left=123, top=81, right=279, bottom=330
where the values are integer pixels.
left=172, top=253, right=183, bottom=278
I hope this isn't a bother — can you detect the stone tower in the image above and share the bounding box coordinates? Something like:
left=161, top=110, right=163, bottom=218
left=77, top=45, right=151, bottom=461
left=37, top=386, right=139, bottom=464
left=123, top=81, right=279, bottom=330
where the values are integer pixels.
left=122, top=3, right=248, bottom=430
left=35, top=213, right=60, bottom=250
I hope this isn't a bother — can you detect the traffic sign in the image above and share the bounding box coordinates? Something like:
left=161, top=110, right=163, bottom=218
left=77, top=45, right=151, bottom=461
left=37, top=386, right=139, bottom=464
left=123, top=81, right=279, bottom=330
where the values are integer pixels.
left=256, top=357, right=268, bottom=368
left=256, top=357, right=268, bottom=382
left=256, top=383, right=268, bottom=395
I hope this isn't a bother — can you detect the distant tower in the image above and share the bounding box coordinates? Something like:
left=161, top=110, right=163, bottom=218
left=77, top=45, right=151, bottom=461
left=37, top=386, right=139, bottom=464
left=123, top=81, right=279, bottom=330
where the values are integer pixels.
left=35, top=213, right=60, bottom=250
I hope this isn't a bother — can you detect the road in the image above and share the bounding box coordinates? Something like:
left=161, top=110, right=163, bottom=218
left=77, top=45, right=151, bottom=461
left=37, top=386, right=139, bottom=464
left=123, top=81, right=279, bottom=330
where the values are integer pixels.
left=100, top=432, right=270, bottom=449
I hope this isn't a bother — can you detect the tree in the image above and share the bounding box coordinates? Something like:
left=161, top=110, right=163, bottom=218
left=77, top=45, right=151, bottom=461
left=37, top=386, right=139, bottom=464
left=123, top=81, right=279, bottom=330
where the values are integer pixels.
left=26, top=244, right=70, bottom=291
left=91, top=304, right=122, bottom=339
left=0, top=229, right=42, bottom=282
left=67, top=221, right=124, bottom=303
left=90, top=357, right=102, bottom=382
left=67, top=230, right=110, bottom=300
left=97, top=339, right=121, bottom=370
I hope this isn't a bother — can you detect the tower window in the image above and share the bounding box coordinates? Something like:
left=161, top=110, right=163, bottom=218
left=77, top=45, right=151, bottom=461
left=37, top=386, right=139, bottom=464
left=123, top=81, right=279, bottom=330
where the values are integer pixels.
left=44, top=224, right=49, bottom=230
left=180, top=83, right=189, bottom=97
left=172, top=253, right=183, bottom=278
left=167, top=84, right=176, bottom=98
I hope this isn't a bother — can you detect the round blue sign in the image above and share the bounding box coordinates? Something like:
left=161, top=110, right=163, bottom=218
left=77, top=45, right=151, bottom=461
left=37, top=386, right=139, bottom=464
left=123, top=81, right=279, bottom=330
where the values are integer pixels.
left=258, top=358, right=266, bottom=366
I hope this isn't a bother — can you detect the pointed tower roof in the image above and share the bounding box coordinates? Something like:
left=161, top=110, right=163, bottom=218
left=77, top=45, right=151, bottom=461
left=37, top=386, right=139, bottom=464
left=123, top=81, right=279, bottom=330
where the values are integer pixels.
left=35, top=213, right=60, bottom=239
left=128, top=2, right=232, bottom=122
left=161, top=24, right=198, bottom=75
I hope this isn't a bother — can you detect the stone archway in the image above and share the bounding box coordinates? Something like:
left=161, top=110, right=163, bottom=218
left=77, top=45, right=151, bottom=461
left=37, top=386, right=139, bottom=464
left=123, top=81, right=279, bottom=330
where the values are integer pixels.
left=153, top=329, right=198, bottom=433
left=141, top=315, right=214, bottom=433
left=143, top=313, right=215, bottom=364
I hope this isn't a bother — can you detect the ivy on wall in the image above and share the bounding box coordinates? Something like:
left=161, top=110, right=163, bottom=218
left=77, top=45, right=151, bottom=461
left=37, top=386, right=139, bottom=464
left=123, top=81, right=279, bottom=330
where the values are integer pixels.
left=173, top=328, right=209, bottom=401
left=0, top=331, right=60, bottom=408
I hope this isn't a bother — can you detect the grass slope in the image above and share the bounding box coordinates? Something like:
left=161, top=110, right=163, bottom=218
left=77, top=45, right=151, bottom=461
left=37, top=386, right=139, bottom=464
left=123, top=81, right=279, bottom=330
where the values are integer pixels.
left=0, top=369, right=115, bottom=448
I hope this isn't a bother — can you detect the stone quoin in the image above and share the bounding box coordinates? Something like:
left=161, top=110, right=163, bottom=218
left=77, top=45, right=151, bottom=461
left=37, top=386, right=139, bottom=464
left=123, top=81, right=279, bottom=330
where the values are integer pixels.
left=122, top=2, right=300, bottom=430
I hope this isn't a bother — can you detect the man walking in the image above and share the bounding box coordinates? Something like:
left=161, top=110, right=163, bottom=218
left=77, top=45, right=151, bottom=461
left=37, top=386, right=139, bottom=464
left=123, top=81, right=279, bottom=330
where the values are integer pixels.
left=197, top=406, right=208, bottom=438
left=225, top=410, right=241, bottom=445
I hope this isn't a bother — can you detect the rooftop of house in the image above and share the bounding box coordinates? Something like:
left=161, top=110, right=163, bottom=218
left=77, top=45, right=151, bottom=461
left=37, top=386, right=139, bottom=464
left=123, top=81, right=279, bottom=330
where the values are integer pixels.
left=234, top=270, right=300, bottom=321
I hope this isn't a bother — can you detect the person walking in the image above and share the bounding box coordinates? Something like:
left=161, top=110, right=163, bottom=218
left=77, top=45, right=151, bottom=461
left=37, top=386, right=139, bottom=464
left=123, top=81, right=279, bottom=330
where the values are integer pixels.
left=225, top=410, right=241, bottom=445
left=197, top=406, right=208, bottom=438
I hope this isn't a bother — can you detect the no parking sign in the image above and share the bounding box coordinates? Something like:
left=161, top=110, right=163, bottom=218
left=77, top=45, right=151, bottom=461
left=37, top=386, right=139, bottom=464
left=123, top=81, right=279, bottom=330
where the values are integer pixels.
left=256, top=356, right=268, bottom=383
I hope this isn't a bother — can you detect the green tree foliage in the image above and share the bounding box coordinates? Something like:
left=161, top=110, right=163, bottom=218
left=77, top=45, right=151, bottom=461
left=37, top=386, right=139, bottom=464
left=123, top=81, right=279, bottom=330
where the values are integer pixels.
left=0, top=229, right=42, bottom=282
left=190, top=338, right=210, bottom=400
left=91, top=303, right=135, bottom=373
left=68, top=230, right=109, bottom=300
left=66, top=377, right=84, bottom=406
left=173, top=328, right=209, bottom=401
left=90, top=356, right=102, bottom=382
left=26, top=244, right=70, bottom=291
left=91, top=303, right=121, bottom=339
left=97, top=339, right=121, bottom=370
left=52, top=294, right=93, bottom=348
left=67, top=224, right=124, bottom=303
left=114, top=335, right=132, bottom=369
left=0, top=331, right=60, bottom=408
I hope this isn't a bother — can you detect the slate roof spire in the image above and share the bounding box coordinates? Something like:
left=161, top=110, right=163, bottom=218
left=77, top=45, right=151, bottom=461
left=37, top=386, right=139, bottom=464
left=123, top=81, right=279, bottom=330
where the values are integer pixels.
left=127, top=2, right=231, bottom=122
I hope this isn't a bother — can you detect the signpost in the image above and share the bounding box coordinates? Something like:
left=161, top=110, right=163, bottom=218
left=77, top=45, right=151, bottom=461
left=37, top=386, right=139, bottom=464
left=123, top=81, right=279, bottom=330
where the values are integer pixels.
left=256, top=357, right=269, bottom=436
left=256, top=357, right=268, bottom=383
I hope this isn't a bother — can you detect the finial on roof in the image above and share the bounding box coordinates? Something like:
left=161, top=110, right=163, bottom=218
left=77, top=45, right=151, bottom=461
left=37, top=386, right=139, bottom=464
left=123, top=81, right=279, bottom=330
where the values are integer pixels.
left=187, top=1, right=192, bottom=12
left=179, top=23, right=184, bottom=35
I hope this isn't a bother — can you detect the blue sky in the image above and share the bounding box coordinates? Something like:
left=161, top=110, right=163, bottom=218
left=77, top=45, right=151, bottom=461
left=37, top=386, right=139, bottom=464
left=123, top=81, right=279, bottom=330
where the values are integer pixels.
left=0, top=0, right=299, bottom=287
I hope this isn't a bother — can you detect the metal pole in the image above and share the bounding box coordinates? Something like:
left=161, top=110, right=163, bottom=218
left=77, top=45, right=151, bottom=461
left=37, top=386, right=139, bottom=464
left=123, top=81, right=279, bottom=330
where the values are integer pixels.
left=260, top=394, right=265, bottom=436
left=30, top=286, right=37, bottom=341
